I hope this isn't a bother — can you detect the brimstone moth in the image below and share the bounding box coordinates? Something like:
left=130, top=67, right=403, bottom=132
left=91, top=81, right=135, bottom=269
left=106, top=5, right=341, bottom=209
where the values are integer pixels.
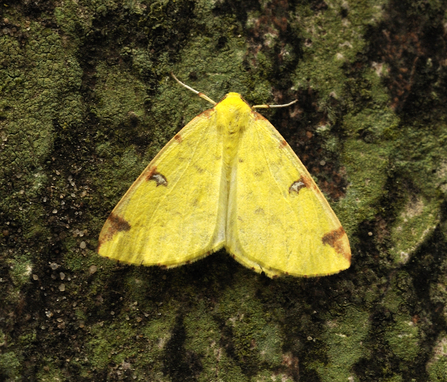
left=97, top=74, right=351, bottom=278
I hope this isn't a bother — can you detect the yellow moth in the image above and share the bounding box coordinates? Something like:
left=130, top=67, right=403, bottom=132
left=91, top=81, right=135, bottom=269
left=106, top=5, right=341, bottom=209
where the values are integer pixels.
left=97, top=74, right=351, bottom=278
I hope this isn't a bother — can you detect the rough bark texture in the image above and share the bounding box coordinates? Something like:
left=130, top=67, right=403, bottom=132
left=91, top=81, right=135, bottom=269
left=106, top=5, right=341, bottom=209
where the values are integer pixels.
left=1, top=0, right=447, bottom=381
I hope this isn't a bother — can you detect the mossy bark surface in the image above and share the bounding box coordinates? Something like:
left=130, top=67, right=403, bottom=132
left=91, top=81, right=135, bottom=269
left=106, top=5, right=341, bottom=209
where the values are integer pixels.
left=1, top=0, right=447, bottom=381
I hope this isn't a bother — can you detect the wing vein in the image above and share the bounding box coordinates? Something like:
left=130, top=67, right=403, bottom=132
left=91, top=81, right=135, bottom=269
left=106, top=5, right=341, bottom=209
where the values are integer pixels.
left=254, top=122, right=297, bottom=262
left=143, top=119, right=213, bottom=231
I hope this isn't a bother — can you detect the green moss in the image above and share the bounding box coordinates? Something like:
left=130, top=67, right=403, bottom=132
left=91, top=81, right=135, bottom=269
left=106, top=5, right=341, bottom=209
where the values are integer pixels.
left=310, top=307, right=370, bottom=381
left=88, top=322, right=137, bottom=369
left=94, top=146, right=144, bottom=215
left=292, top=0, right=388, bottom=105
left=86, top=311, right=177, bottom=379
left=428, top=358, right=447, bottom=382
left=386, top=314, right=419, bottom=362
left=0, top=351, right=22, bottom=381
left=192, top=275, right=287, bottom=380
left=18, top=330, right=36, bottom=347
left=382, top=289, right=405, bottom=316
left=383, top=376, right=404, bottom=382
left=427, top=356, right=447, bottom=382
left=163, top=35, right=252, bottom=105
left=0, top=330, right=5, bottom=347
left=338, top=138, right=391, bottom=234
left=0, top=15, right=84, bottom=268
left=35, top=364, right=65, bottom=382
left=249, top=371, right=294, bottom=382
left=2, top=0, right=447, bottom=380
left=425, top=334, right=447, bottom=382
left=93, top=63, right=147, bottom=127
left=430, top=259, right=447, bottom=321
left=183, top=300, right=246, bottom=381
left=54, top=1, right=92, bottom=37
left=343, top=108, right=399, bottom=141
left=7, top=253, right=32, bottom=288
left=389, top=195, right=441, bottom=264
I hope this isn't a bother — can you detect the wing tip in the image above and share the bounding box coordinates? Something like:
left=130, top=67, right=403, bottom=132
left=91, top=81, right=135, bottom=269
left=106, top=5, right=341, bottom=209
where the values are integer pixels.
left=97, top=213, right=131, bottom=253
left=322, top=226, right=351, bottom=262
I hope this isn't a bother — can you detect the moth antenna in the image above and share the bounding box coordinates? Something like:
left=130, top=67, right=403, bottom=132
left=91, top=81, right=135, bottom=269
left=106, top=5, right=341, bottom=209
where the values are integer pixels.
left=171, top=73, right=217, bottom=105
left=253, top=99, right=298, bottom=109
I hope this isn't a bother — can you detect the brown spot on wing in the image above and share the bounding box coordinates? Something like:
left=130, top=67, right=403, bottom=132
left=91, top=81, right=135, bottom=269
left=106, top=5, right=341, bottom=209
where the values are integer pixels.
left=146, top=166, right=168, bottom=186
left=108, top=213, right=131, bottom=232
left=174, top=134, right=182, bottom=143
left=253, top=112, right=268, bottom=121
left=301, top=175, right=313, bottom=189
left=322, top=227, right=351, bottom=260
left=289, top=175, right=313, bottom=194
left=97, top=213, right=131, bottom=251
left=254, top=168, right=264, bottom=177
left=279, top=140, right=287, bottom=148
left=196, top=109, right=213, bottom=118
left=145, top=166, right=157, bottom=181
left=289, top=180, right=306, bottom=194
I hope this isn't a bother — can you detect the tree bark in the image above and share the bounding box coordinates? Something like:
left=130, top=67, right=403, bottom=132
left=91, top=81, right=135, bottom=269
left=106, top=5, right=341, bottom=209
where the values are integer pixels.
left=1, top=0, right=447, bottom=381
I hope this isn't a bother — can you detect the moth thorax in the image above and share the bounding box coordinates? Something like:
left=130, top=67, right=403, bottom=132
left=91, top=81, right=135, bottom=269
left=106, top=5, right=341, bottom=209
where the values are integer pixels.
left=215, top=94, right=251, bottom=135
